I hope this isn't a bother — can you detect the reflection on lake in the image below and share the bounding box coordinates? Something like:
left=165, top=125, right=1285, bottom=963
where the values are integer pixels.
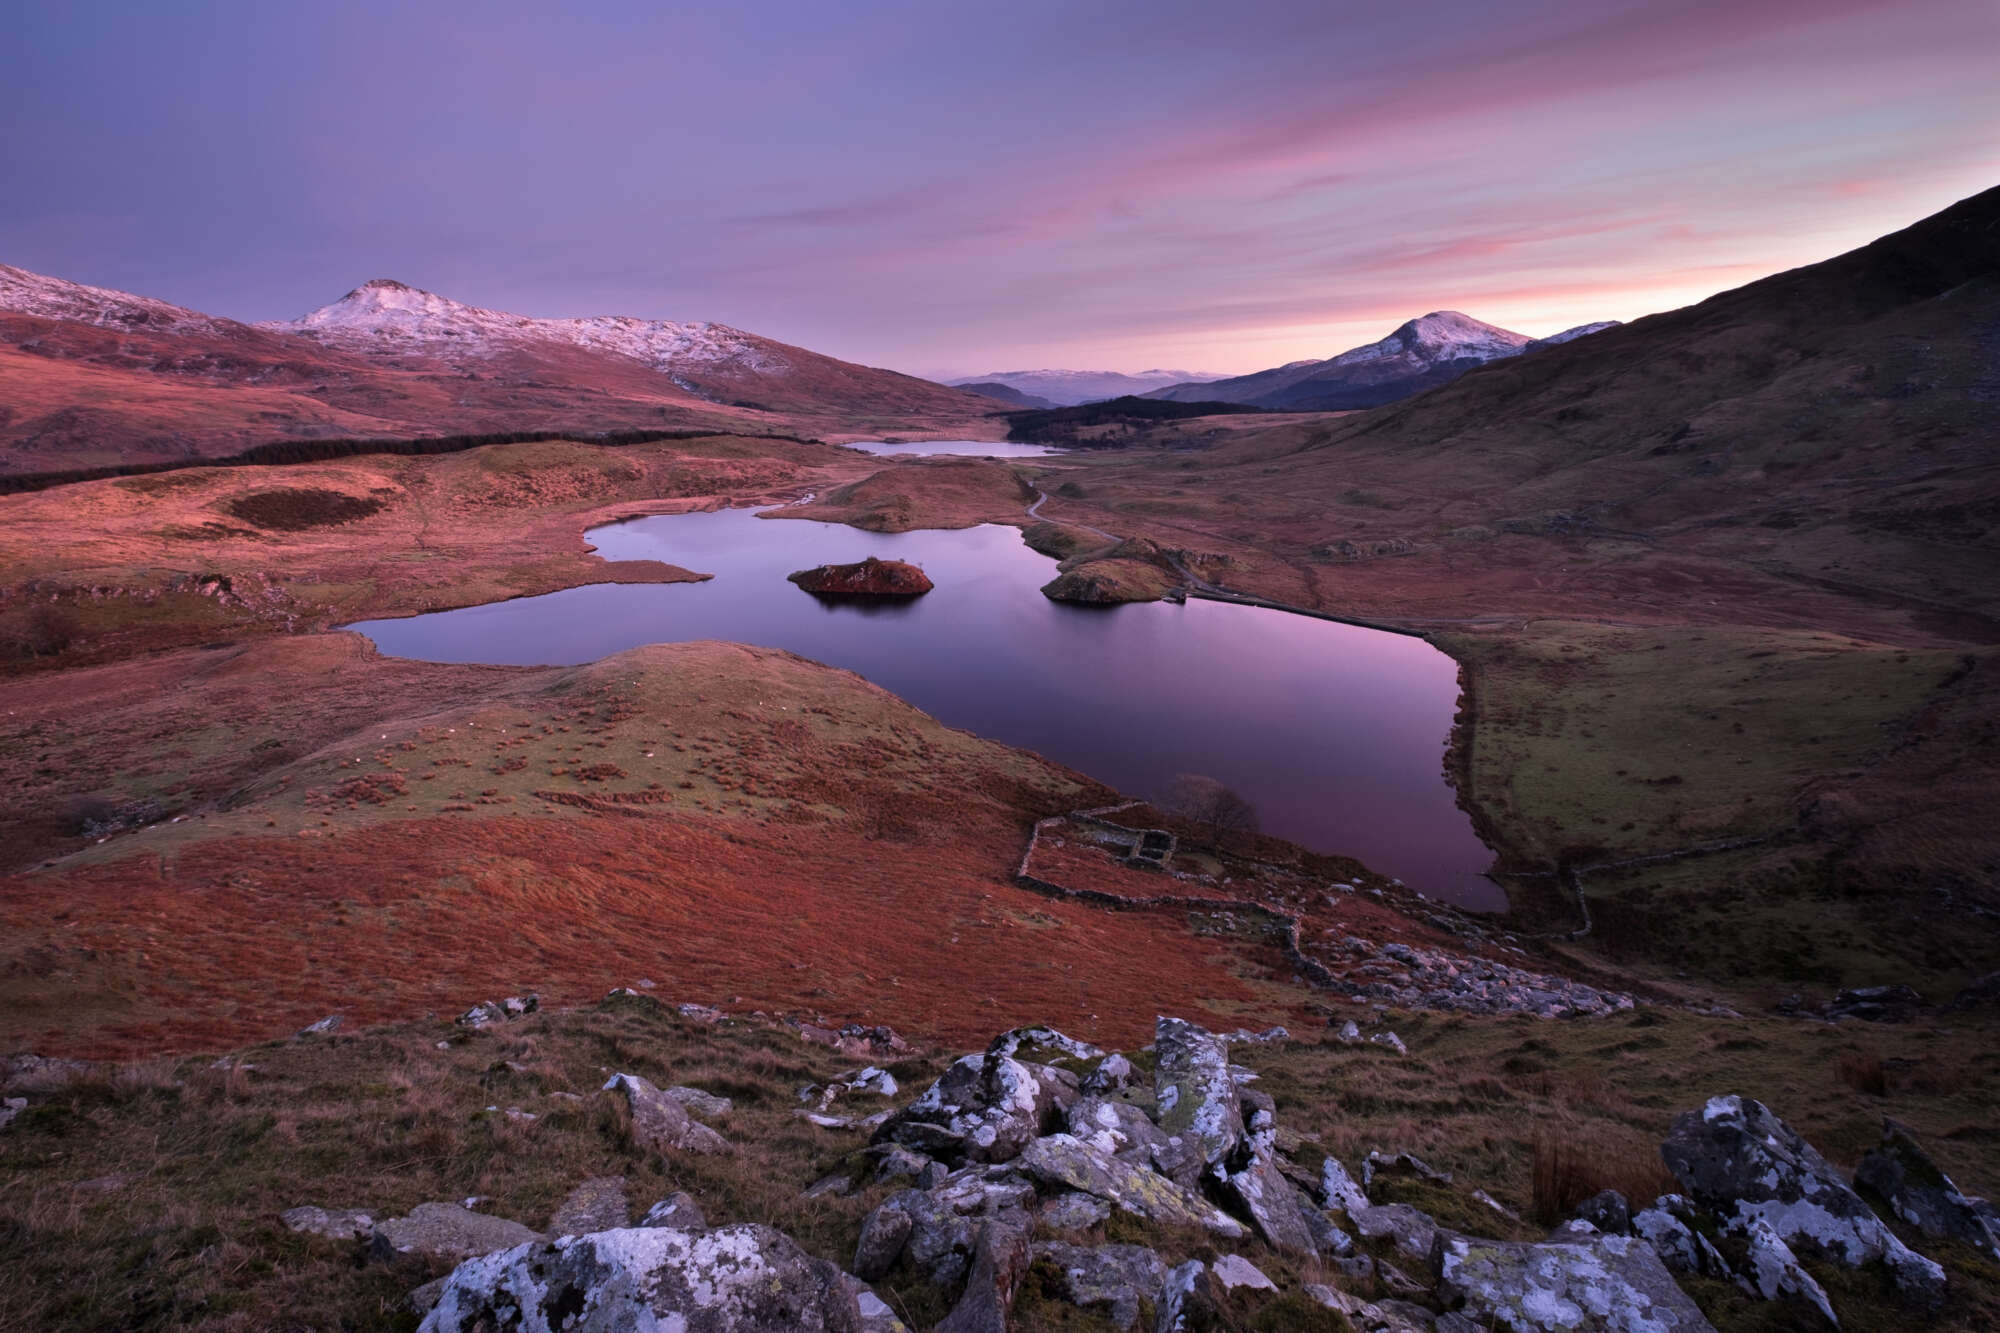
left=343, top=507, right=1501, bottom=908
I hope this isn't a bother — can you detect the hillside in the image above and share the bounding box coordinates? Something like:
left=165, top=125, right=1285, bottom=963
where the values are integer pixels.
left=0, top=267, right=1000, bottom=473
left=950, top=368, right=1224, bottom=406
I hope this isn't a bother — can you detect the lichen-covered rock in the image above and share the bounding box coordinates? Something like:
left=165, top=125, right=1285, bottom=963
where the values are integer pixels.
left=1630, top=1198, right=1729, bottom=1279
left=936, top=1220, right=1030, bottom=1333
left=281, top=1205, right=375, bottom=1240
left=1038, top=1192, right=1114, bottom=1233
left=1154, top=1260, right=1213, bottom=1333
left=1353, top=1202, right=1442, bottom=1261
left=1855, top=1118, right=2000, bottom=1259
left=1208, top=1253, right=1275, bottom=1292
left=1436, top=1231, right=1717, bottom=1332
left=1661, top=1095, right=1943, bottom=1306
left=1222, top=1138, right=1320, bottom=1256
left=852, top=1204, right=916, bottom=1281
left=371, top=1202, right=539, bottom=1262
left=1306, top=1283, right=1436, bottom=1332
left=1034, top=1241, right=1169, bottom=1331
left=1083, top=1052, right=1136, bottom=1094
left=604, top=1072, right=734, bottom=1157
left=1016, top=1133, right=1245, bottom=1239
left=550, top=1177, right=629, bottom=1237
left=871, top=1051, right=1064, bottom=1166
left=1740, top=1216, right=1839, bottom=1327
left=788, top=557, right=934, bottom=599
left=667, top=1086, right=734, bottom=1118
left=1066, top=1095, right=1172, bottom=1163
left=1575, top=1190, right=1631, bottom=1235
left=1153, top=1017, right=1242, bottom=1185
left=419, top=1224, right=864, bottom=1332
left=1321, top=1156, right=1373, bottom=1215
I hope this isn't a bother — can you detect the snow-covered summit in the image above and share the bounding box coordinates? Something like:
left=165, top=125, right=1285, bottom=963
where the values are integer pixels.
left=264, top=279, right=786, bottom=375
left=947, top=367, right=1223, bottom=406
left=1526, top=320, right=1621, bottom=351
left=0, top=263, right=228, bottom=336
left=1325, top=311, right=1532, bottom=369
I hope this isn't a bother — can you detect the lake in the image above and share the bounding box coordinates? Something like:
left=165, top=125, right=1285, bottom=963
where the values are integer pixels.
left=344, top=507, right=1503, bottom=908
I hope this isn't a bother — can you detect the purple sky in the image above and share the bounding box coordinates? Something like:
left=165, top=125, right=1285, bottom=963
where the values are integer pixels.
left=4, top=1, right=1995, bottom=378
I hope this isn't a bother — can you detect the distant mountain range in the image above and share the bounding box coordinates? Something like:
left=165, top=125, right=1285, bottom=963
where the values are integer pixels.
left=0, top=268, right=995, bottom=474
left=1146, top=312, right=1619, bottom=411
left=953, top=380, right=1058, bottom=410
left=948, top=368, right=1225, bottom=406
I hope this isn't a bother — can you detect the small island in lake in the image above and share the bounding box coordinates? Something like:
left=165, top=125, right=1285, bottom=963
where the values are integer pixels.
left=786, top=556, right=934, bottom=598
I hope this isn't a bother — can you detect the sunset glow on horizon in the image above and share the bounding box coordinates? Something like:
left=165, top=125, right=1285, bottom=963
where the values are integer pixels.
left=5, top=0, right=1995, bottom=379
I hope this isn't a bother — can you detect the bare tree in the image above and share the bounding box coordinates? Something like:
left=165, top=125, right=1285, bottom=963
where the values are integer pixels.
left=1161, top=773, right=1259, bottom=849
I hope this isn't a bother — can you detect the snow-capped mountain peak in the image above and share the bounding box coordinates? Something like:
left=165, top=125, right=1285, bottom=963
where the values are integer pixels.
left=1328, top=311, right=1532, bottom=369
left=264, top=280, right=786, bottom=374
left=0, top=263, right=226, bottom=336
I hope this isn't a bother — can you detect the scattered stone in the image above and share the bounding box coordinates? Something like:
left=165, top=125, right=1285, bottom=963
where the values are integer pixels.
left=1365, top=1149, right=1450, bottom=1187
left=370, top=1202, right=538, bottom=1262
left=798, top=1021, right=909, bottom=1060
left=1741, top=1216, right=1839, bottom=1327
left=419, top=1223, right=863, bottom=1332
left=1576, top=1189, right=1632, bottom=1234
left=280, top=1205, right=375, bottom=1240
left=678, top=1002, right=724, bottom=1023
left=1436, top=1230, right=1718, bottom=1332
left=1946, top=970, right=2000, bottom=1012
left=639, top=1192, right=706, bottom=1230
left=870, top=1143, right=936, bottom=1184
left=1321, top=1156, right=1372, bottom=1215
left=1335, top=1019, right=1363, bottom=1044
left=1082, top=1051, right=1135, bottom=1093
left=550, top=1177, right=629, bottom=1237
left=1220, top=1026, right=1290, bottom=1045
left=2, top=1053, right=91, bottom=1089
left=1662, top=1094, right=1944, bottom=1306
left=1473, top=1189, right=1522, bottom=1223
left=1826, top=984, right=1922, bottom=1023
left=1015, top=1133, right=1245, bottom=1239
left=1351, top=1202, right=1441, bottom=1260
left=852, top=1206, right=917, bottom=1281
left=1855, top=1118, right=2000, bottom=1259
left=805, top=1174, right=855, bottom=1200
left=294, top=1014, right=342, bottom=1038
left=1208, top=1253, right=1276, bottom=1293
left=1369, top=1030, right=1409, bottom=1055
left=604, top=1072, right=733, bottom=1157
left=1306, top=1283, right=1434, bottom=1333
left=454, top=995, right=538, bottom=1030
left=667, top=1085, right=734, bottom=1118
left=1033, top=1241, right=1167, bottom=1331
left=0, top=1096, right=26, bottom=1131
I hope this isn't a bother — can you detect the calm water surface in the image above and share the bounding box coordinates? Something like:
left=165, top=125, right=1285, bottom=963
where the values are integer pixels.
left=842, top=439, right=1066, bottom=458
left=345, top=508, right=1501, bottom=908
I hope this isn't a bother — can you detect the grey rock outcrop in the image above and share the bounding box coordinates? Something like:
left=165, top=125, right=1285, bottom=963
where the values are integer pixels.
left=419, top=1224, right=864, bottom=1332
left=1855, top=1118, right=2000, bottom=1259
left=1630, top=1196, right=1729, bottom=1279
left=370, top=1202, right=539, bottom=1262
left=604, top=1072, right=733, bottom=1157
left=1153, top=1017, right=1242, bottom=1185
left=871, top=1051, right=1064, bottom=1166
left=853, top=1167, right=1037, bottom=1286
left=455, top=994, right=538, bottom=1029
left=1436, top=1231, right=1717, bottom=1332
left=1661, top=1095, right=1944, bottom=1306
left=1575, top=1189, right=1631, bottom=1235
left=1033, top=1242, right=1167, bottom=1331
left=1015, top=1133, right=1245, bottom=1238
left=667, top=1086, right=734, bottom=1118
left=1740, top=1217, right=1839, bottom=1327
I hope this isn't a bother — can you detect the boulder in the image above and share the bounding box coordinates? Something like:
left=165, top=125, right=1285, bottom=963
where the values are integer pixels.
left=936, top=1220, right=1030, bottom=1333
left=1321, top=1156, right=1373, bottom=1215
left=1033, top=1241, right=1168, bottom=1331
left=788, top=557, right=934, bottom=599
left=419, top=1224, right=864, bottom=1332
left=1015, top=1133, right=1245, bottom=1239
left=871, top=1051, right=1063, bottom=1166
left=1222, top=1138, right=1321, bottom=1256
left=1740, top=1216, right=1839, bottom=1327
left=280, top=1205, right=375, bottom=1240
left=550, top=1177, right=629, bottom=1237
left=1436, top=1231, right=1717, bottom=1332
left=295, top=1014, right=342, bottom=1038
left=852, top=1205, right=916, bottom=1281
left=1575, top=1190, right=1631, bottom=1235
left=667, top=1086, right=734, bottom=1118
left=604, top=1072, right=734, bottom=1157
left=1352, top=1202, right=1442, bottom=1261
left=1365, top=1149, right=1451, bottom=1187
left=640, top=1191, right=707, bottom=1230
left=1065, top=1095, right=1172, bottom=1163
left=1661, top=1095, right=1944, bottom=1306
left=1152, top=1017, right=1242, bottom=1185
left=371, top=1202, right=539, bottom=1262
left=1825, top=985, right=1922, bottom=1023
left=1306, top=1283, right=1436, bottom=1332
left=1083, top=1052, right=1136, bottom=1094
left=1854, top=1118, right=2000, bottom=1259
left=1208, top=1253, right=1275, bottom=1293
left=1038, top=1192, right=1114, bottom=1233
left=1154, top=1260, right=1215, bottom=1333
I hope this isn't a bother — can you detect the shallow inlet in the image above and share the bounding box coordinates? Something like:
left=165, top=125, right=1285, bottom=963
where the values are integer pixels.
left=344, top=508, right=1503, bottom=909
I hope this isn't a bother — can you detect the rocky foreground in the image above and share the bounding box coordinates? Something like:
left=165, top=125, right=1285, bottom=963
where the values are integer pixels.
left=242, top=1010, right=1996, bottom=1332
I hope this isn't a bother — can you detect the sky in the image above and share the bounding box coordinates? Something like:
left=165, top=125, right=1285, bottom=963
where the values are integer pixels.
left=3, top=1, right=1996, bottom=380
